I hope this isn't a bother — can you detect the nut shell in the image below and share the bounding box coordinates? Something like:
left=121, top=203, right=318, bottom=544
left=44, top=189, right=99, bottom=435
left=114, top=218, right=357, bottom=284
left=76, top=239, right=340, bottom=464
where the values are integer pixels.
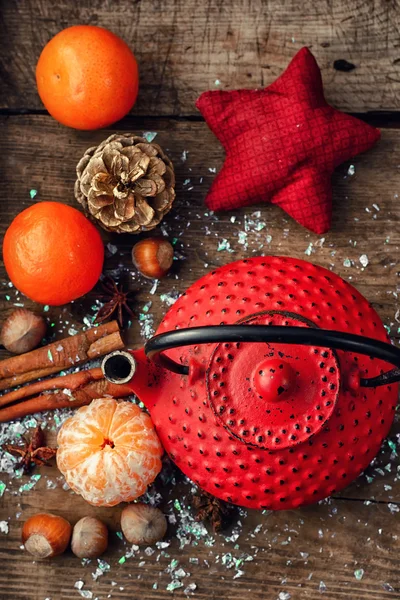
left=71, top=516, right=108, bottom=559
left=1, top=309, right=46, bottom=354
left=121, top=503, right=167, bottom=545
left=132, top=238, right=174, bottom=279
left=22, top=513, right=71, bottom=559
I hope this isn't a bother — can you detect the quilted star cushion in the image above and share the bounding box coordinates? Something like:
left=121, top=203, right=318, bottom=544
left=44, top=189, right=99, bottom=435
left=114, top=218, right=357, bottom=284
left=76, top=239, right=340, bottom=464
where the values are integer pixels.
left=196, top=48, right=380, bottom=233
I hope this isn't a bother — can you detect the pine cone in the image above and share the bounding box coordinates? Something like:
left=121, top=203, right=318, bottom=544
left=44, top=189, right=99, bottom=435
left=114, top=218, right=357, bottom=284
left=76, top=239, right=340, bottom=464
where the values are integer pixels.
left=74, top=134, right=176, bottom=233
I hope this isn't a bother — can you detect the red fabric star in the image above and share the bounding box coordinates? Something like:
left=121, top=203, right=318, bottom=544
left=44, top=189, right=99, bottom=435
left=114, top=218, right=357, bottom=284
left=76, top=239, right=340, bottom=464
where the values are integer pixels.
left=196, top=48, right=380, bottom=233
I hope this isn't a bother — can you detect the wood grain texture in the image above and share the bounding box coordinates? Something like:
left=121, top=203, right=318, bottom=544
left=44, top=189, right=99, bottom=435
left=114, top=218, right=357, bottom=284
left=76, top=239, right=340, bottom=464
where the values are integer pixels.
left=1, top=2, right=400, bottom=597
left=0, top=114, right=399, bottom=600
left=2, top=0, right=400, bottom=115
left=0, top=466, right=399, bottom=600
left=1, top=115, right=399, bottom=332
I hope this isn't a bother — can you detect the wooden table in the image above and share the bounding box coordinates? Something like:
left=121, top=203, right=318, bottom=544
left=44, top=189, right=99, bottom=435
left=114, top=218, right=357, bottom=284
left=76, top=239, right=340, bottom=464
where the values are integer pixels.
left=0, top=1, right=399, bottom=599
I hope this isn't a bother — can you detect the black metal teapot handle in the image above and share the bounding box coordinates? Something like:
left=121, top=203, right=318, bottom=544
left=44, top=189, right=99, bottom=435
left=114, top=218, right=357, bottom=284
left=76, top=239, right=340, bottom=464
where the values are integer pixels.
left=144, top=325, right=400, bottom=388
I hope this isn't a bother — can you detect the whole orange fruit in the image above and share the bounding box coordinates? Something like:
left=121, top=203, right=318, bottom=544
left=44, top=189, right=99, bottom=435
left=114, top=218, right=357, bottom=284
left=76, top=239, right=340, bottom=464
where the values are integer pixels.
left=3, top=202, right=104, bottom=306
left=36, top=25, right=139, bottom=130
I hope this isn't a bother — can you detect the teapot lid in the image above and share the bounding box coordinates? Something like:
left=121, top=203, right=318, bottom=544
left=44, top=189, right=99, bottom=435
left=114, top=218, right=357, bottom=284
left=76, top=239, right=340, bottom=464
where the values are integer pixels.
left=149, top=256, right=397, bottom=510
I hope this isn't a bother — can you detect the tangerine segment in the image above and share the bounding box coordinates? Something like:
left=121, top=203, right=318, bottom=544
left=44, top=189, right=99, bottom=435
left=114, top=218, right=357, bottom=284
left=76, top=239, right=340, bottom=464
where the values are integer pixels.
left=57, top=398, right=163, bottom=507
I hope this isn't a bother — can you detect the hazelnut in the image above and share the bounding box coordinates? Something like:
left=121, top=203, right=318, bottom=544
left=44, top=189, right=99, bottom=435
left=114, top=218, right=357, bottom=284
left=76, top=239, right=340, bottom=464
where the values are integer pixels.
left=121, top=503, right=167, bottom=545
left=1, top=308, right=46, bottom=354
left=132, top=238, right=173, bottom=279
left=71, top=516, right=108, bottom=559
left=22, top=513, right=71, bottom=559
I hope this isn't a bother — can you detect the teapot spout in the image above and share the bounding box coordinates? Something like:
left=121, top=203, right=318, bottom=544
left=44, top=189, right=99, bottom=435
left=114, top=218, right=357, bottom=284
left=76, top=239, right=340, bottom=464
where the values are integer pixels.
left=101, top=348, right=159, bottom=410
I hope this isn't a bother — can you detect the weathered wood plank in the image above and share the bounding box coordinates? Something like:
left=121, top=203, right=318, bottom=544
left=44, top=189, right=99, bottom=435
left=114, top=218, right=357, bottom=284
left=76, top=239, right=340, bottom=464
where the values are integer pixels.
left=1, top=115, right=399, bottom=332
left=0, top=114, right=400, bottom=600
left=0, top=114, right=399, bottom=502
left=0, top=471, right=399, bottom=600
left=2, top=0, right=400, bottom=115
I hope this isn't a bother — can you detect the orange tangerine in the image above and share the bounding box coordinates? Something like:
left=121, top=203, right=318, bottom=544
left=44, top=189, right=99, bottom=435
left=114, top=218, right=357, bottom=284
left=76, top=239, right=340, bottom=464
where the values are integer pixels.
left=57, top=398, right=163, bottom=506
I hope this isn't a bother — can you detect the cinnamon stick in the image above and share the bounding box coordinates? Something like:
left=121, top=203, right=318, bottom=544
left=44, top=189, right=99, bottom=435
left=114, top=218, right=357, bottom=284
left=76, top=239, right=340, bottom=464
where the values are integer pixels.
left=0, top=368, right=104, bottom=408
left=0, top=380, right=133, bottom=423
left=0, top=322, right=124, bottom=391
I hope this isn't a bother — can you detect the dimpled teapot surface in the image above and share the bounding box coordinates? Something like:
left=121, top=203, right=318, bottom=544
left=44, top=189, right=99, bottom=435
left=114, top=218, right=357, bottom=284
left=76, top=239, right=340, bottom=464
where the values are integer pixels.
left=103, top=256, right=399, bottom=510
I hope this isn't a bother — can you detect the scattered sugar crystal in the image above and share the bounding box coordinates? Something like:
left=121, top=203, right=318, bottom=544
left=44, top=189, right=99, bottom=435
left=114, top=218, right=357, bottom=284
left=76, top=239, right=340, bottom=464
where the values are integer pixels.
left=174, top=568, right=187, bottom=578
left=106, top=243, right=118, bottom=255
left=304, top=243, right=313, bottom=256
left=382, top=583, right=394, bottom=592
left=74, top=581, right=84, bottom=590
left=149, top=280, right=159, bottom=295
left=319, top=581, right=327, bottom=592
left=359, top=254, right=369, bottom=267
left=0, top=521, right=9, bottom=534
left=181, top=150, right=189, bottom=162
left=278, top=593, right=291, bottom=600
left=347, top=165, right=355, bottom=176
left=79, top=592, right=93, bottom=599
left=184, top=583, right=197, bottom=594
left=388, top=503, right=399, bottom=513
left=343, top=258, right=352, bottom=268
left=233, top=570, right=244, bottom=579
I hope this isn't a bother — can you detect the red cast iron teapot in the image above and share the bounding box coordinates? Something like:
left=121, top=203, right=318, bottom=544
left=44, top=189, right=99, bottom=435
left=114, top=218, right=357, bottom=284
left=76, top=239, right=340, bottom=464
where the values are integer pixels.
left=101, top=256, right=400, bottom=510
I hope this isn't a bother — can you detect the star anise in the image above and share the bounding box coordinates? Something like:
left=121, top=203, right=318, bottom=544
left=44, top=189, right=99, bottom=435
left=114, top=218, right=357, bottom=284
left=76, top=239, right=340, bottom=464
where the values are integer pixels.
left=3, top=425, right=57, bottom=474
left=94, top=276, right=135, bottom=328
left=192, top=491, right=235, bottom=532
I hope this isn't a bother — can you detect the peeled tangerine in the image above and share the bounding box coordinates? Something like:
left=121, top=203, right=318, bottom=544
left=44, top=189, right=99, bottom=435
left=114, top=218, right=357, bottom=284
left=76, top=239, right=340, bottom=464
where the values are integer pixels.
left=57, top=398, right=163, bottom=506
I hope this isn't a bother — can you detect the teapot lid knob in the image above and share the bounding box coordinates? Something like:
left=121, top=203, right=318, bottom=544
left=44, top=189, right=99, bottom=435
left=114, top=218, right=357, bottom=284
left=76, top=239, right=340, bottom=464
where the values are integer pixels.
left=254, top=358, right=296, bottom=402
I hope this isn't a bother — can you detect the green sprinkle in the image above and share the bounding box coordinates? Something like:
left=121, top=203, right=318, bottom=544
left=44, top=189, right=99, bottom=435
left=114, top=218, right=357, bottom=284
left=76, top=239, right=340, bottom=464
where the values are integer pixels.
left=30, top=189, right=38, bottom=199
left=5, top=295, right=10, bottom=301
left=166, top=581, right=183, bottom=592
left=50, top=322, right=55, bottom=327
left=354, top=568, right=364, bottom=580
left=18, top=474, right=41, bottom=493
left=47, top=350, right=53, bottom=362
left=0, top=482, right=6, bottom=497
left=388, top=440, right=397, bottom=455
left=43, top=305, right=50, bottom=312
left=142, top=131, right=157, bottom=143
left=170, top=558, right=179, bottom=570
left=172, top=237, right=178, bottom=245
left=174, top=499, right=182, bottom=511
left=235, top=558, right=243, bottom=568
left=153, top=583, right=158, bottom=590
left=54, top=414, right=63, bottom=428
left=343, top=258, right=352, bottom=268
left=118, top=556, right=126, bottom=564
left=116, top=531, right=123, bottom=540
